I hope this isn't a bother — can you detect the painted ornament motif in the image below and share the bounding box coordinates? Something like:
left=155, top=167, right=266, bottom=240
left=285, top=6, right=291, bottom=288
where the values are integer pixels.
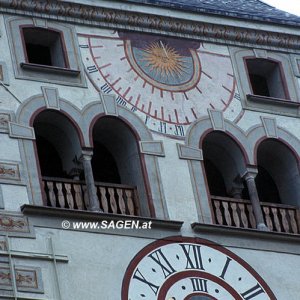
left=79, top=31, right=237, bottom=138
left=122, top=237, right=276, bottom=300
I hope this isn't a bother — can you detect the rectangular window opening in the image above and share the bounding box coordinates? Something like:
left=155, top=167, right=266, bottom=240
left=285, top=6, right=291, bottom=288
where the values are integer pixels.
left=22, top=27, right=66, bottom=68
left=246, top=58, right=287, bottom=99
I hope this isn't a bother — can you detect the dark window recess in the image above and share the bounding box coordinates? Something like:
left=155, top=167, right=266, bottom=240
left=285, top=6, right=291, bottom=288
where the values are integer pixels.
left=255, top=165, right=281, bottom=204
left=203, top=159, right=228, bottom=197
left=23, top=28, right=66, bottom=68
left=246, top=58, right=287, bottom=99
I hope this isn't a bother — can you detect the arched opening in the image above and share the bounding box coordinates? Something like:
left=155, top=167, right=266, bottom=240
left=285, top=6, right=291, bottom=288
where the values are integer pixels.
left=202, top=131, right=248, bottom=199
left=256, top=139, right=300, bottom=206
left=202, top=131, right=254, bottom=228
left=92, top=117, right=147, bottom=216
left=33, top=110, right=83, bottom=208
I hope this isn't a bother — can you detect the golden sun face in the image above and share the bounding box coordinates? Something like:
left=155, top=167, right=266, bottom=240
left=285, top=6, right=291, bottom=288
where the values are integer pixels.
left=140, top=41, right=187, bottom=80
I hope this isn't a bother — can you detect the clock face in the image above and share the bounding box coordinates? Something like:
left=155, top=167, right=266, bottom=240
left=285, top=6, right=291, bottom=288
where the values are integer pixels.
left=122, top=237, right=276, bottom=300
left=78, top=31, right=237, bottom=138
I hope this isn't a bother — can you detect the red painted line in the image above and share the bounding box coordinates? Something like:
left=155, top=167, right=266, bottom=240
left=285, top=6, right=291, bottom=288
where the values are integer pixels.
left=152, top=86, right=155, bottom=94
left=143, top=81, right=147, bottom=88
left=103, top=74, right=110, bottom=79
left=94, top=56, right=101, bottom=60
left=134, top=76, right=139, bottom=81
left=202, top=71, right=213, bottom=79
left=221, top=99, right=227, bottom=106
left=99, top=63, right=111, bottom=70
left=227, top=73, right=234, bottom=77
left=91, top=45, right=103, bottom=48
left=116, top=43, right=124, bottom=47
left=170, top=92, right=175, bottom=100
left=123, top=87, right=131, bottom=98
left=154, top=109, right=157, bottom=118
left=127, top=68, right=133, bottom=73
left=120, top=56, right=126, bottom=61
left=111, top=77, right=121, bottom=87
left=184, top=92, right=189, bottom=100
left=185, top=116, right=190, bottom=123
left=191, top=108, right=198, bottom=119
left=135, top=94, right=141, bottom=106
left=168, top=114, right=172, bottom=122
left=141, top=104, right=145, bottom=111
left=128, top=96, right=133, bottom=103
left=148, top=101, right=152, bottom=114
left=174, top=109, right=179, bottom=123
left=210, top=103, right=215, bottom=109
left=196, top=86, right=202, bottom=94
left=160, top=90, right=163, bottom=98
left=222, top=85, right=232, bottom=93
left=117, top=87, right=122, bottom=93
left=161, top=107, right=164, bottom=120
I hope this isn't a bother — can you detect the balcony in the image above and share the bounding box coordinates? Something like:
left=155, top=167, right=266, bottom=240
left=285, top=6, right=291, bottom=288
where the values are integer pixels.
left=211, top=196, right=300, bottom=234
left=42, top=177, right=140, bottom=216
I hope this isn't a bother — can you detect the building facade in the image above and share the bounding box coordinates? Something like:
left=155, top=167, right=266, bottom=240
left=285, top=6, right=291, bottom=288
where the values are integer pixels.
left=0, top=0, right=299, bottom=299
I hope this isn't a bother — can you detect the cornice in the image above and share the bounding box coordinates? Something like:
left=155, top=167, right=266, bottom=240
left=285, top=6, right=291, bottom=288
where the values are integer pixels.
left=1, top=0, right=300, bottom=52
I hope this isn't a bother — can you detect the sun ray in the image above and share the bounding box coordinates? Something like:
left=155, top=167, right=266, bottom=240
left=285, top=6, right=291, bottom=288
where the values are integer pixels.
left=140, top=41, right=188, bottom=83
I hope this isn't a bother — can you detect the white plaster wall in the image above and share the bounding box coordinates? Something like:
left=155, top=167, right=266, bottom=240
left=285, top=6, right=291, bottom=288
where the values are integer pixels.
left=155, top=134, right=198, bottom=225
left=230, top=247, right=300, bottom=299
left=1, top=184, right=29, bottom=211
left=0, top=134, right=21, bottom=161
left=7, top=227, right=300, bottom=300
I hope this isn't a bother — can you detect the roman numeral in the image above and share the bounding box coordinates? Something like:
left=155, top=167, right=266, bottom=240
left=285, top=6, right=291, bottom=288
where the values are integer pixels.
left=241, top=283, right=265, bottom=300
left=234, top=93, right=241, bottom=101
left=100, top=83, right=112, bottom=94
left=174, top=125, right=185, bottom=136
left=133, top=268, right=159, bottom=295
left=87, top=65, right=98, bottom=73
left=219, top=257, right=232, bottom=279
left=116, top=96, right=127, bottom=106
left=148, top=249, right=176, bottom=279
left=180, top=244, right=204, bottom=270
left=159, top=121, right=167, bottom=134
left=190, top=278, right=208, bottom=292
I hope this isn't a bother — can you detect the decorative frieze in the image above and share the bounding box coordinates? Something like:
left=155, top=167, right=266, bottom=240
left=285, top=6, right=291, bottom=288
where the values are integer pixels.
left=0, top=264, right=44, bottom=293
left=0, top=0, right=299, bottom=52
left=0, top=213, right=30, bottom=234
left=0, top=114, right=10, bottom=129
left=0, top=162, right=20, bottom=181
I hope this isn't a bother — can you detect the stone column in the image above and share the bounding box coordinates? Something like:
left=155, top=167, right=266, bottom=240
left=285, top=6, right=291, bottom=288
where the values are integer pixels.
left=80, top=149, right=100, bottom=212
left=242, top=168, right=269, bottom=231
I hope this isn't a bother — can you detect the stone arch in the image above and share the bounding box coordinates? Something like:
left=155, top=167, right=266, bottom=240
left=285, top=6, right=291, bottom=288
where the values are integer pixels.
left=248, top=123, right=300, bottom=207
left=14, top=93, right=168, bottom=218
left=182, top=113, right=251, bottom=223
left=13, top=93, right=87, bottom=206
left=85, top=104, right=168, bottom=219
left=187, top=116, right=251, bottom=163
left=16, top=94, right=85, bottom=145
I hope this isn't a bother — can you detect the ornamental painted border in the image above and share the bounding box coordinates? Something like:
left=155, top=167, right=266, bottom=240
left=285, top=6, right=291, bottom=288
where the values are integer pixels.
left=0, top=0, right=300, bottom=53
left=0, top=263, right=44, bottom=293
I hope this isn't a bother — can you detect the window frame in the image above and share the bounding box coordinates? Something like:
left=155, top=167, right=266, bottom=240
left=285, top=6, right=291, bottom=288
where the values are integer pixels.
left=5, top=16, right=86, bottom=87
left=230, top=47, right=300, bottom=117
left=20, top=25, right=70, bottom=69
left=244, top=57, right=290, bottom=100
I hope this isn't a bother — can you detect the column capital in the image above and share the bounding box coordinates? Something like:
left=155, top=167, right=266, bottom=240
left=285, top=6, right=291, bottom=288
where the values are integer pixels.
left=242, top=165, right=258, bottom=181
left=80, top=148, right=93, bottom=161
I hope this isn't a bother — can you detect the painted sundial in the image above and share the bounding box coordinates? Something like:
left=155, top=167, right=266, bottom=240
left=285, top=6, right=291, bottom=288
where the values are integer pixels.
left=79, top=31, right=237, bottom=137
left=121, top=237, right=276, bottom=300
